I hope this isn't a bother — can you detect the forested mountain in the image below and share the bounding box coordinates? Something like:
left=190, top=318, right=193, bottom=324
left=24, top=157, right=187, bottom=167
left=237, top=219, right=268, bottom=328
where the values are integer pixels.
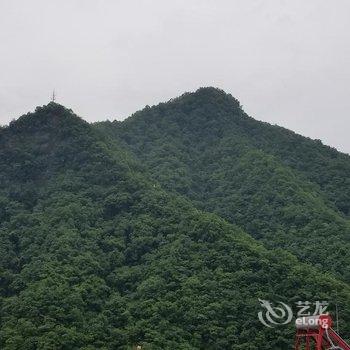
left=96, top=87, right=350, bottom=284
left=0, top=97, right=349, bottom=349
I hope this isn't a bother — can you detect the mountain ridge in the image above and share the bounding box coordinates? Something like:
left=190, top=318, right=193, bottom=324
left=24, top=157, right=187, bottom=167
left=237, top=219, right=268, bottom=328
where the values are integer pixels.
left=96, top=87, right=350, bottom=283
left=1, top=95, right=350, bottom=348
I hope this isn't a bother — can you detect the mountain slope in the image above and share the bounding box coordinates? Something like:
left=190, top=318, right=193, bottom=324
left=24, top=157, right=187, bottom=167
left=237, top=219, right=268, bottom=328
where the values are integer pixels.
left=96, top=87, right=350, bottom=283
left=1, top=103, right=350, bottom=349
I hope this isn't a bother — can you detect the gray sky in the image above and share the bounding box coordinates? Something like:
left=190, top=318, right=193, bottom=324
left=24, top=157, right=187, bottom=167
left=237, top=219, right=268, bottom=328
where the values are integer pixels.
left=1, top=0, right=349, bottom=153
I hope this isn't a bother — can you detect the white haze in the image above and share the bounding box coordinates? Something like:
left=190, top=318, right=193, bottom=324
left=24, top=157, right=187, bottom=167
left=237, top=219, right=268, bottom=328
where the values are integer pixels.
left=0, top=0, right=349, bottom=153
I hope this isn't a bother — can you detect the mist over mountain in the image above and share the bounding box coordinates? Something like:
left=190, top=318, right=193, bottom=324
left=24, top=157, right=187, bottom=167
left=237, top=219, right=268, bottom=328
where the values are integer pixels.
left=0, top=91, right=349, bottom=349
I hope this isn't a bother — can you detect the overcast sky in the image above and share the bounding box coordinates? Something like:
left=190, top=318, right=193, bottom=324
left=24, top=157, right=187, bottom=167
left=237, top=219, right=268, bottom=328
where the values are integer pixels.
left=1, top=0, right=349, bottom=153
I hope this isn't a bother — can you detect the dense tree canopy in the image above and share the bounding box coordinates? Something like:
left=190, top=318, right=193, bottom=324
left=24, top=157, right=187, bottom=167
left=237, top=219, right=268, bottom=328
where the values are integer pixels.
left=98, top=87, right=350, bottom=283
left=0, top=95, right=349, bottom=349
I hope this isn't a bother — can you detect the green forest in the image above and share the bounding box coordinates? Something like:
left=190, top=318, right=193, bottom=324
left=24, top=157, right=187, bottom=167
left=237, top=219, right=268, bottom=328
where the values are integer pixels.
left=1, top=88, right=350, bottom=349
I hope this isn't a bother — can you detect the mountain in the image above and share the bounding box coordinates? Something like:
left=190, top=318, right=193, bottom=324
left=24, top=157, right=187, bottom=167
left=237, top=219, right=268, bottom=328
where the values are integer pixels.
left=96, top=87, right=350, bottom=284
left=0, top=98, right=349, bottom=349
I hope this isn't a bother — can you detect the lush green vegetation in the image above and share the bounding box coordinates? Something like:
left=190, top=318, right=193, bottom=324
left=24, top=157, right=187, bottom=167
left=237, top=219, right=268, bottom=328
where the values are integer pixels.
left=0, top=96, right=349, bottom=349
left=98, top=87, right=350, bottom=284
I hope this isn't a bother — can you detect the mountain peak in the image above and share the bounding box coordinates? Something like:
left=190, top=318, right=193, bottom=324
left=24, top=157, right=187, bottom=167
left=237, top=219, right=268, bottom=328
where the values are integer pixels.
left=193, top=86, right=233, bottom=97
left=6, top=102, right=85, bottom=135
left=32, top=101, right=74, bottom=119
left=172, top=86, right=241, bottom=110
left=126, top=87, right=243, bottom=131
